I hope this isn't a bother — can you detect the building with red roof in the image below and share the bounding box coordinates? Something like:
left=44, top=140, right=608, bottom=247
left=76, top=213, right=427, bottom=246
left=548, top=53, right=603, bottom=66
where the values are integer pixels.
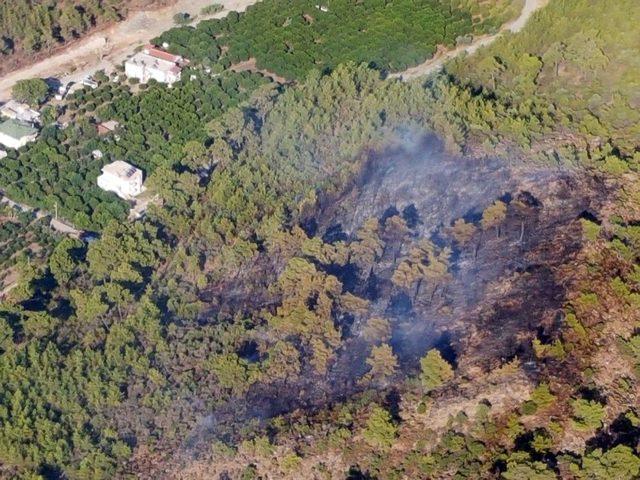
left=124, top=45, right=189, bottom=86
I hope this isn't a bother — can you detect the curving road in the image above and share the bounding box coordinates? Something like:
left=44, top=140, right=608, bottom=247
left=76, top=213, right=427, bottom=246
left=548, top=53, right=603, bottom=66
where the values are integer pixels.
left=390, top=0, right=549, bottom=81
left=0, top=0, right=258, bottom=102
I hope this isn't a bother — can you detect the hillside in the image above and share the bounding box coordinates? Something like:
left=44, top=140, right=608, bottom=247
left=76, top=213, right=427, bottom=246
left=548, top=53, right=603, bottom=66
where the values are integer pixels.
left=0, top=0, right=639, bottom=479
left=0, top=0, right=172, bottom=75
left=446, top=0, right=640, bottom=155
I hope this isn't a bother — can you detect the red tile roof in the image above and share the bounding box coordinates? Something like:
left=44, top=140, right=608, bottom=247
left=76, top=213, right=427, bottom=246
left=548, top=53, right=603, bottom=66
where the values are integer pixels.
left=144, top=45, right=183, bottom=64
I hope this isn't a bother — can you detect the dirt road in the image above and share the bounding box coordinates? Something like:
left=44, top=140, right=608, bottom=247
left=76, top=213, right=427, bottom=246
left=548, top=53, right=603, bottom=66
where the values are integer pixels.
left=0, top=0, right=546, bottom=99
left=0, top=0, right=258, bottom=102
left=390, top=0, right=549, bottom=81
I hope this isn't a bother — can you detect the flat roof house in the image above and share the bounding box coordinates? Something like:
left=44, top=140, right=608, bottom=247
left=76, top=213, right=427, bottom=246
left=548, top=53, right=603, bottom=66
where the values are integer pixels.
left=0, top=100, right=41, bottom=125
left=97, top=160, right=145, bottom=200
left=124, top=45, right=188, bottom=85
left=0, top=119, right=39, bottom=150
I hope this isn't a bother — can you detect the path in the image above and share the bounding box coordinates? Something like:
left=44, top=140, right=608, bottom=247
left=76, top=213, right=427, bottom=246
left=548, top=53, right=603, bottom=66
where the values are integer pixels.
left=229, top=58, right=289, bottom=84
left=1, top=193, right=83, bottom=237
left=0, top=0, right=259, bottom=102
left=390, top=0, right=549, bottom=81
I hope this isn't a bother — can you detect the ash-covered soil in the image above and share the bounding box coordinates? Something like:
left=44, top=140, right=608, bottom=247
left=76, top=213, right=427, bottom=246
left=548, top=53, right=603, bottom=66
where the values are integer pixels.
left=314, top=136, right=606, bottom=370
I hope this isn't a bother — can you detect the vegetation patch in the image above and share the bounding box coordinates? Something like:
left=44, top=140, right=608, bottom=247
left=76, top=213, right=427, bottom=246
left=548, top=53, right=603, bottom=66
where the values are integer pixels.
left=156, top=0, right=521, bottom=79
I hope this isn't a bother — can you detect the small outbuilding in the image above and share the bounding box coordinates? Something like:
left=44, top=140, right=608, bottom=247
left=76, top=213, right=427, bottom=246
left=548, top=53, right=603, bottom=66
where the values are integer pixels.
left=0, top=100, right=41, bottom=125
left=0, top=119, right=39, bottom=149
left=82, top=76, right=99, bottom=89
left=97, top=160, right=145, bottom=200
left=97, top=120, right=120, bottom=136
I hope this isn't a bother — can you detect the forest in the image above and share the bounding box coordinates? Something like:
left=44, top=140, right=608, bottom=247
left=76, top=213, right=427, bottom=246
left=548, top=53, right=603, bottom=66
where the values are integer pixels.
left=0, top=0, right=639, bottom=479
left=446, top=0, right=640, bottom=157
left=0, top=204, right=59, bottom=296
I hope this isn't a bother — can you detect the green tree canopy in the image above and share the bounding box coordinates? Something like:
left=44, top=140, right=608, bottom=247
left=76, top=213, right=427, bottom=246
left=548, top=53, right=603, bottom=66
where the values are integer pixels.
left=363, top=406, right=397, bottom=451
left=420, top=348, right=454, bottom=392
left=12, top=78, right=49, bottom=105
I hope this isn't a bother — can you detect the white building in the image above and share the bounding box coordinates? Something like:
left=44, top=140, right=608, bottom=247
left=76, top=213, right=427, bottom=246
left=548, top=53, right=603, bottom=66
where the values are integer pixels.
left=97, top=160, right=145, bottom=200
left=0, top=119, right=39, bottom=149
left=82, top=76, right=99, bottom=89
left=124, top=45, right=187, bottom=85
left=55, top=83, right=72, bottom=101
left=0, top=150, right=6, bottom=159
left=0, top=100, right=40, bottom=124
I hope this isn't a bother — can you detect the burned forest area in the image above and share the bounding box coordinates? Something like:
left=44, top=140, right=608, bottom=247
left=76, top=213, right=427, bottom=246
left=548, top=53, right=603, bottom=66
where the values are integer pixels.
left=176, top=135, right=612, bottom=464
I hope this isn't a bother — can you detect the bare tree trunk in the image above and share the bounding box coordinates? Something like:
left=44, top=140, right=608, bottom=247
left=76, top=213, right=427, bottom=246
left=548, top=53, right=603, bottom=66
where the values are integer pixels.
left=368, top=265, right=374, bottom=281
left=414, top=278, right=423, bottom=301
left=430, top=283, right=439, bottom=303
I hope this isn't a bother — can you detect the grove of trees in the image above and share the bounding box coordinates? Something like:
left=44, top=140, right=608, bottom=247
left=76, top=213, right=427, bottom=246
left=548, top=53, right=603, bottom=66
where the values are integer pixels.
left=155, top=0, right=520, bottom=80
left=0, top=70, right=268, bottom=230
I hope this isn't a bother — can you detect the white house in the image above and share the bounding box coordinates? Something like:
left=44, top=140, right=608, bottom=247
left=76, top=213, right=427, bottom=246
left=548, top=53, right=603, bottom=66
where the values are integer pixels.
left=0, top=100, right=40, bottom=124
left=0, top=150, right=6, bottom=160
left=0, top=119, right=39, bottom=149
left=97, top=160, right=145, bottom=200
left=124, top=45, right=187, bottom=85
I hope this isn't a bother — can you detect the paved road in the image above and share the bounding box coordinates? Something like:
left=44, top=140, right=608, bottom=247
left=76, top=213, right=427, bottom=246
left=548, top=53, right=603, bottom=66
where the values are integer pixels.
left=390, top=0, right=549, bottom=81
left=0, top=0, right=259, bottom=102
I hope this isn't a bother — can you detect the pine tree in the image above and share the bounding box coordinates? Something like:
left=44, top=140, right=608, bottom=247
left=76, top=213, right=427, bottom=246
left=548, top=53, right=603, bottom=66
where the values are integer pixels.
left=419, top=349, right=454, bottom=392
